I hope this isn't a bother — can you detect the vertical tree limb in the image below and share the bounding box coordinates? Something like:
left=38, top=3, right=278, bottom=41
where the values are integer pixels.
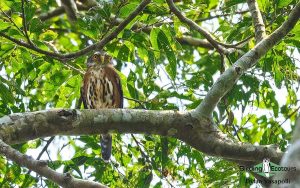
left=247, top=0, right=267, bottom=42
left=272, top=118, right=300, bottom=187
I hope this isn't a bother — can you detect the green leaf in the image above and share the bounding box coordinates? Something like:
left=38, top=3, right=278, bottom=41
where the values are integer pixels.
left=29, top=18, right=44, bottom=34
left=25, top=2, right=37, bottom=21
left=0, top=83, right=15, bottom=103
left=273, top=65, right=283, bottom=88
left=0, top=43, right=15, bottom=58
left=98, top=2, right=111, bottom=19
left=225, top=0, right=246, bottom=7
left=277, top=0, right=293, bottom=8
left=0, top=20, right=11, bottom=31
left=257, top=0, right=271, bottom=12
left=117, top=44, right=131, bottom=61
left=127, top=83, right=139, bottom=99
left=39, top=30, right=58, bottom=41
left=157, top=30, right=177, bottom=80
left=136, top=168, right=153, bottom=188
left=119, top=2, right=139, bottom=18
left=150, top=28, right=160, bottom=52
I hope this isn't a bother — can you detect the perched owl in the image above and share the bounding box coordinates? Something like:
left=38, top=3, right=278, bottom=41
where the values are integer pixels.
left=81, top=51, right=123, bottom=162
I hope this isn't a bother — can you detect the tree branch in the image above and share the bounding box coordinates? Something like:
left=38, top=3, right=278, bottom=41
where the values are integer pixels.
left=21, top=0, right=33, bottom=45
left=193, top=2, right=300, bottom=118
left=0, top=138, right=108, bottom=188
left=196, top=10, right=249, bottom=22
left=21, top=136, right=56, bottom=188
left=111, top=18, right=215, bottom=49
left=0, top=0, right=151, bottom=61
left=175, top=36, right=214, bottom=49
left=0, top=32, right=84, bottom=74
left=39, top=3, right=248, bottom=23
left=0, top=7, right=23, bottom=33
left=247, top=0, right=267, bottom=42
left=0, top=109, right=283, bottom=164
left=38, top=5, right=245, bottom=50
left=165, top=0, right=229, bottom=54
left=39, top=4, right=92, bottom=21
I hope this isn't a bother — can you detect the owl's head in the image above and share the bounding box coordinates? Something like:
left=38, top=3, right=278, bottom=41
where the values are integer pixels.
left=86, top=51, right=112, bottom=67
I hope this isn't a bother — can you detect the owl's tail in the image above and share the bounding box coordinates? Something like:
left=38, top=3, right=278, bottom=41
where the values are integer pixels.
left=100, top=134, right=112, bottom=162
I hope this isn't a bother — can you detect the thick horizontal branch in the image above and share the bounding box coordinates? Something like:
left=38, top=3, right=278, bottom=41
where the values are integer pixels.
left=0, top=138, right=108, bottom=188
left=194, top=2, right=300, bottom=118
left=0, top=109, right=196, bottom=144
left=0, top=109, right=283, bottom=163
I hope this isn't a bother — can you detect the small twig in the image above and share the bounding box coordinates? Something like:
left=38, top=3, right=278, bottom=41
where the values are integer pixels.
left=0, top=8, right=23, bottom=33
left=124, top=96, right=147, bottom=109
left=131, top=134, right=151, bottom=163
left=165, top=0, right=229, bottom=54
left=131, top=134, right=176, bottom=188
left=37, top=137, right=55, bottom=160
left=176, top=36, right=214, bottom=49
left=196, top=10, right=249, bottom=22
left=133, top=16, right=170, bottom=33
left=100, top=1, right=127, bottom=39
left=0, top=0, right=151, bottom=61
left=280, top=106, right=300, bottom=127
left=113, top=17, right=215, bottom=49
left=58, top=141, right=71, bottom=153
left=110, top=160, right=127, bottom=179
left=217, top=35, right=254, bottom=48
left=0, top=32, right=84, bottom=73
left=21, top=0, right=33, bottom=45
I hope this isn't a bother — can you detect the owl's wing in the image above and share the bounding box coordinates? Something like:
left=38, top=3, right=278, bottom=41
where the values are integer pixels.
left=105, top=66, right=123, bottom=108
left=81, top=86, right=89, bottom=109
left=115, top=74, right=123, bottom=108
left=82, top=70, right=91, bottom=109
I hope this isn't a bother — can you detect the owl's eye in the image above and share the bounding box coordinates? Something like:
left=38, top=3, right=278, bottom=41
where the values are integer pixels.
left=104, top=54, right=111, bottom=62
left=93, top=55, right=97, bottom=60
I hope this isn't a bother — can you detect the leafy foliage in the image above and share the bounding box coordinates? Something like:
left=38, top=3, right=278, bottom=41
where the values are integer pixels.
left=0, top=0, right=299, bottom=187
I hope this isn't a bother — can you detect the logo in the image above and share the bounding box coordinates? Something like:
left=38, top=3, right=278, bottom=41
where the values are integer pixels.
left=253, top=158, right=277, bottom=178
left=240, top=158, right=296, bottom=178
left=239, top=158, right=297, bottom=185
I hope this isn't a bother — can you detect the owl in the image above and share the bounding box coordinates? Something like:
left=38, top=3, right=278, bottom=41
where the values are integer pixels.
left=81, top=51, right=123, bottom=162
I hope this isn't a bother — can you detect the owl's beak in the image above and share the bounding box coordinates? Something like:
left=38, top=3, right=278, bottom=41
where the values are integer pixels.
left=100, top=55, right=105, bottom=63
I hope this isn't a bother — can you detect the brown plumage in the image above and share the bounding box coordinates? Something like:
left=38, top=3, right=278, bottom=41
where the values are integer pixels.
left=81, top=51, right=123, bottom=162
